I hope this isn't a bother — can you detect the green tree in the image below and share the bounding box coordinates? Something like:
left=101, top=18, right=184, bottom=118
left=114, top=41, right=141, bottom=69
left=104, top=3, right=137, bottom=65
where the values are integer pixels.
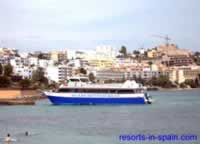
left=32, top=67, right=48, bottom=87
left=48, top=81, right=58, bottom=89
left=3, top=63, right=13, bottom=77
left=119, top=46, right=127, bottom=57
left=148, top=61, right=153, bottom=70
left=148, top=75, right=173, bottom=88
left=19, top=78, right=31, bottom=89
left=79, top=68, right=87, bottom=75
left=133, top=50, right=140, bottom=55
left=179, top=83, right=187, bottom=88
left=0, top=76, right=11, bottom=87
left=148, top=61, right=153, bottom=66
left=184, top=79, right=196, bottom=88
left=38, top=54, right=44, bottom=59
left=194, top=52, right=200, bottom=57
left=147, top=76, right=158, bottom=86
left=88, top=73, right=95, bottom=82
left=157, top=75, right=172, bottom=88
left=194, top=78, right=199, bottom=87
left=197, top=74, right=200, bottom=87
left=135, top=76, right=145, bottom=85
left=11, top=75, right=23, bottom=82
left=144, top=51, right=148, bottom=57
left=0, top=63, right=3, bottom=76
left=38, top=53, right=49, bottom=60
left=192, top=52, right=200, bottom=65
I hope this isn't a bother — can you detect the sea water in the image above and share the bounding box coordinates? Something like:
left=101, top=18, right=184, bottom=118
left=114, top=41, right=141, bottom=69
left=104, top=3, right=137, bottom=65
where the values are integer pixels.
left=0, top=89, right=200, bottom=144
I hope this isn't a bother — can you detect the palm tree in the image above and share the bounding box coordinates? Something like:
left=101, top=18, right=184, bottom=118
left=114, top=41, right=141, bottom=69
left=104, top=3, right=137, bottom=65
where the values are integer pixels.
left=148, top=61, right=153, bottom=71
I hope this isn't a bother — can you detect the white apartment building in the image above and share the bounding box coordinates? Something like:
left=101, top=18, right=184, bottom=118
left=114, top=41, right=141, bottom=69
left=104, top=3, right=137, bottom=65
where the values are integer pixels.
left=19, top=52, right=29, bottom=58
left=67, top=46, right=117, bottom=62
left=75, top=50, right=95, bottom=60
left=13, top=66, right=33, bottom=79
left=49, top=50, right=67, bottom=62
left=10, top=57, right=21, bottom=67
left=141, top=69, right=160, bottom=80
left=67, top=59, right=89, bottom=69
left=67, top=50, right=76, bottom=59
left=0, top=56, right=10, bottom=64
left=95, top=45, right=117, bottom=59
left=38, top=59, right=54, bottom=68
left=0, top=47, right=17, bottom=56
left=28, top=57, right=39, bottom=66
left=95, top=69, right=125, bottom=81
left=169, top=69, right=185, bottom=84
left=139, top=48, right=145, bottom=55
left=45, top=65, right=72, bottom=83
left=10, top=57, right=33, bottom=78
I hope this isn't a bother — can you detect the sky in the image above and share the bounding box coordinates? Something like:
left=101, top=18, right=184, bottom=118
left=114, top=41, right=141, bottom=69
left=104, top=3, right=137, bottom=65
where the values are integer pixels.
left=0, top=0, right=200, bottom=52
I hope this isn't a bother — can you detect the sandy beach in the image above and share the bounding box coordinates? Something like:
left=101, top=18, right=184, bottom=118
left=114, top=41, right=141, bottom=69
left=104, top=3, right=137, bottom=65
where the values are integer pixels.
left=0, top=89, right=42, bottom=99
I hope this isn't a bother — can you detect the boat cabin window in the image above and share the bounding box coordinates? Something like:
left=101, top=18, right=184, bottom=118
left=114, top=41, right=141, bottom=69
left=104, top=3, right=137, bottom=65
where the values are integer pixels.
left=117, top=89, right=135, bottom=94
left=58, top=88, right=142, bottom=94
left=80, top=78, right=89, bottom=82
left=69, top=79, right=80, bottom=82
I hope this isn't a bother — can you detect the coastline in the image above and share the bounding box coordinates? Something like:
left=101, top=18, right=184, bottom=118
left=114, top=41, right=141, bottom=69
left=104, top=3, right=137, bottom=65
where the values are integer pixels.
left=151, top=87, right=200, bottom=91
left=0, top=89, right=46, bottom=105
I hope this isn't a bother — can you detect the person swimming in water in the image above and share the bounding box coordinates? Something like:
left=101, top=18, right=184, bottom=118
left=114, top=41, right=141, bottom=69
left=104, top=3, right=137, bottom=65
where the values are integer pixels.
left=4, top=133, right=11, bottom=143
left=25, top=131, right=29, bottom=136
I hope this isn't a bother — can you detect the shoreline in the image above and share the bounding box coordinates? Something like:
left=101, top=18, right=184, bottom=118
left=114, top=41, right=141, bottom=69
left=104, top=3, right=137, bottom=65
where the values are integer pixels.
left=148, top=87, right=200, bottom=91
left=0, top=89, right=46, bottom=105
left=0, top=95, right=47, bottom=106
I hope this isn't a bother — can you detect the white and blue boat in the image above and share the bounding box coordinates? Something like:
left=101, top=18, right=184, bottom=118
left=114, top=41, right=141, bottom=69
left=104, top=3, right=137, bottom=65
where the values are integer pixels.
left=44, top=77, right=152, bottom=105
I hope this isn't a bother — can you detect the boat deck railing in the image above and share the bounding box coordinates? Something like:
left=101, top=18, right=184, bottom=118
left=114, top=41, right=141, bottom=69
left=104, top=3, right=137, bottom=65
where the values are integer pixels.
left=61, top=83, right=144, bottom=89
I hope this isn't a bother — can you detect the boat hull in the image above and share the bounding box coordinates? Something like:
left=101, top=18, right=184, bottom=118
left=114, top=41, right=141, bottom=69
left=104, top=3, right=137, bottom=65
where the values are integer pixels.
left=45, top=93, right=146, bottom=105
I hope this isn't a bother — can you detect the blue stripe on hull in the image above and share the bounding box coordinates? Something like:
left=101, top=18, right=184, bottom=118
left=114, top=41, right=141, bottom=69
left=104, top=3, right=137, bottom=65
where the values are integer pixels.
left=47, top=96, right=146, bottom=105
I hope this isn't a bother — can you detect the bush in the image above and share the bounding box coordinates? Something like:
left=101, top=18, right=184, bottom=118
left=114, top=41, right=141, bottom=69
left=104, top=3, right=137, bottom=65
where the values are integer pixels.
left=11, top=75, right=23, bottom=82
left=3, top=64, right=13, bottom=77
left=184, top=79, right=197, bottom=88
left=147, top=75, right=173, bottom=88
left=0, top=63, right=3, bottom=75
left=19, top=78, right=31, bottom=89
left=48, top=81, right=58, bottom=89
left=32, top=68, right=48, bottom=87
left=88, top=73, right=95, bottom=82
left=0, top=76, right=11, bottom=87
left=79, top=68, right=87, bottom=75
left=180, top=83, right=187, bottom=88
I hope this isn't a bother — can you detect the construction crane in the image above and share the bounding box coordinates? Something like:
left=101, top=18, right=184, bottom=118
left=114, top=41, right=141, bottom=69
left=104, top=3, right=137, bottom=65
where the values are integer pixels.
left=152, top=34, right=171, bottom=46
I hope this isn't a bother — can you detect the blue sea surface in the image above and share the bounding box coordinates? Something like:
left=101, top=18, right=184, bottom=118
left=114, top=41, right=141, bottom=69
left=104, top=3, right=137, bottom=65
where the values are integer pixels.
left=0, top=89, right=200, bottom=144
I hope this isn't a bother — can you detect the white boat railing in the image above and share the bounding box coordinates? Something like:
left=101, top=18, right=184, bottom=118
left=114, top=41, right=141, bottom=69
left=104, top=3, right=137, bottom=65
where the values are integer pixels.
left=60, top=81, right=144, bottom=89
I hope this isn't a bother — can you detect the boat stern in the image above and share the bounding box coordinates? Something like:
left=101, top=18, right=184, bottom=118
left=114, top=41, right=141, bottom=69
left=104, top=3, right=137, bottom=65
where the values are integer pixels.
left=144, top=93, right=153, bottom=104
